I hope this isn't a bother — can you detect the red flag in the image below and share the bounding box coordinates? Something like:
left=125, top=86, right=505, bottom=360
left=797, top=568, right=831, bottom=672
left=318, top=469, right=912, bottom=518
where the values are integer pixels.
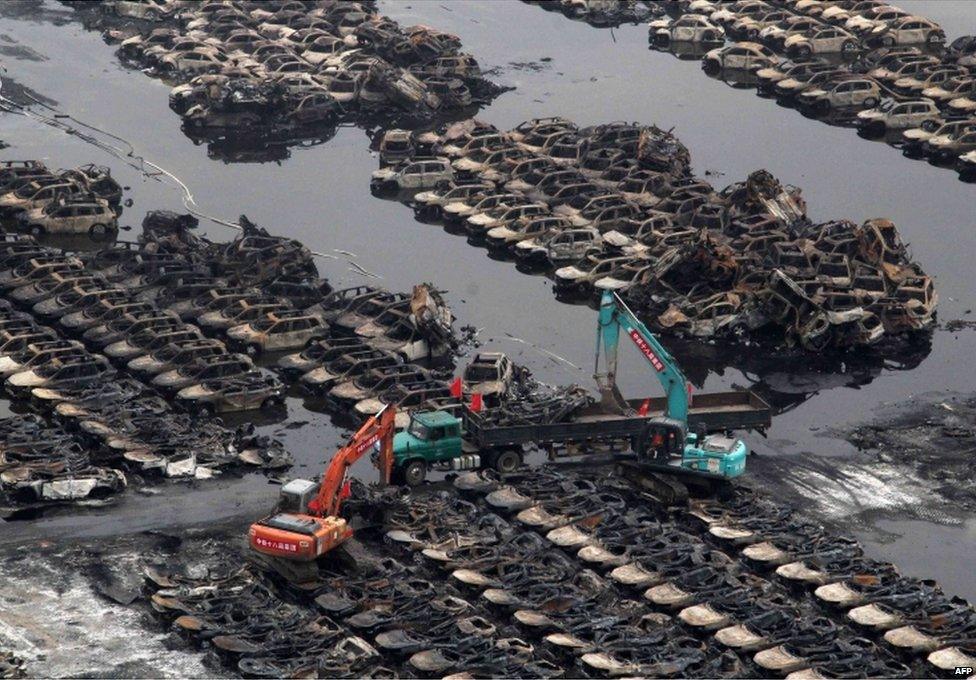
left=450, top=376, right=462, bottom=398
left=637, top=398, right=651, bottom=416
left=469, top=393, right=483, bottom=413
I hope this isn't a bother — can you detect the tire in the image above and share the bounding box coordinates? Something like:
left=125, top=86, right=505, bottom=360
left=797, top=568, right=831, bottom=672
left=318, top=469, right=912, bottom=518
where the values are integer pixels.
left=144, top=9, right=159, bottom=21
left=702, top=58, right=720, bottom=75
left=841, top=39, right=857, bottom=55
left=402, top=459, right=427, bottom=486
left=89, top=223, right=108, bottom=240
left=197, top=403, right=216, bottom=419
left=863, top=97, right=878, bottom=109
left=927, top=31, right=944, bottom=45
left=795, top=44, right=812, bottom=57
left=261, top=395, right=282, bottom=410
left=492, top=449, right=522, bottom=474
left=28, top=224, right=44, bottom=237
left=881, top=36, right=894, bottom=47
left=245, top=343, right=261, bottom=358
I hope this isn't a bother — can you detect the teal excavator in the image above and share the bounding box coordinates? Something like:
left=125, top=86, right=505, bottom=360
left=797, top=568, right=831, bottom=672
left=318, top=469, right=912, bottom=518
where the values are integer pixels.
left=595, top=290, right=753, bottom=500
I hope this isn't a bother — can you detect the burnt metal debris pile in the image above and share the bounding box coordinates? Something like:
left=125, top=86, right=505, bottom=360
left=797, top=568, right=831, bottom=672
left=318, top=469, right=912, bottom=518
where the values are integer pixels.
left=372, top=116, right=936, bottom=352
left=84, top=0, right=504, bottom=156
left=140, top=465, right=976, bottom=677
left=531, top=0, right=976, bottom=182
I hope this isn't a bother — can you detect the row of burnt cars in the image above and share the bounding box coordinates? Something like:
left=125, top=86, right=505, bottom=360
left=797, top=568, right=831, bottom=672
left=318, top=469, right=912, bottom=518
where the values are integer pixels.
left=93, top=0, right=502, bottom=148
left=0, top=206, right=486, bottom=514
left=0, top=160, right=123, bottom=238
left=370, top=116, right=936, bottom=352
left=140, top=463, right=976, bottom=677
left=0, top=226, right=298, bottom=513
left=536, top=0, right=976, bottom=178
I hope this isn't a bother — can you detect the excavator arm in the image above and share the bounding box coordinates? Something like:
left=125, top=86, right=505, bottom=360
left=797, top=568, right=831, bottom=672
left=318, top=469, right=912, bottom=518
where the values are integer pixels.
left=595, top=290, right=689, bottom=422
left=308, top=404, right=396, bottom=518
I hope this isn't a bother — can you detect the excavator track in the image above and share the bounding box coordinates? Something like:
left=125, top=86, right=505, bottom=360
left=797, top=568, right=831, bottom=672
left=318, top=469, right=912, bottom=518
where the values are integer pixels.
left=614, top=459, right=689, bottom=506
left=245, top=546, right=322, bottom=588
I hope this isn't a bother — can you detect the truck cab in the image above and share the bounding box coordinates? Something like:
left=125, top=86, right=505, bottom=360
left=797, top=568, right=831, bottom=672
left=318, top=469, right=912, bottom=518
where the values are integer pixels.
left=391, top=410, right=464, bottom=485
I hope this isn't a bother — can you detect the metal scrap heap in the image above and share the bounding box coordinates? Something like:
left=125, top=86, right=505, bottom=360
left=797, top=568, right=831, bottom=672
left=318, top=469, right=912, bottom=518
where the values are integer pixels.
left=93, top=0, right=504, bottom=149
left=374, top=116, right=936, bottom=352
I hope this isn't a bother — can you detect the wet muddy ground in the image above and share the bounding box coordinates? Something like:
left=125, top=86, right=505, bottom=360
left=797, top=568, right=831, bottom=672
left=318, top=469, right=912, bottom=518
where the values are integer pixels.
left=1, top=0, right=976, bottom=674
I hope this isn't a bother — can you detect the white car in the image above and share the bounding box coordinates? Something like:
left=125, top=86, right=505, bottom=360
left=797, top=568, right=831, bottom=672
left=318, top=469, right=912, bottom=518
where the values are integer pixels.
left=702, top=41, right=777, bottom=73
left=594, top=262, right=653, bottom=293
left=902, top=119, right=976, bottom=154
left=947, top=94, right=976, bottom=117
left=796, top=78, right=881, bottom=112
left=856, top=98, right=941, bottom=133
left=845, top=7, right=909, bottom=35
left=649, top=14, right=725, bottom=44
left=868, top=16, right=945, bottom=47
left=784, top=26, right=859, bottom=56
left=370, top=158, right=454, bottom=192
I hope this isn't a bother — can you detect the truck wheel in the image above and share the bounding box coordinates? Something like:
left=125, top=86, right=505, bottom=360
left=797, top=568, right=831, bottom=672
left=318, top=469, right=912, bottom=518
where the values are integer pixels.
left=493, top=449, right=522, bottom=474
left=89, top=223, right=108, bottom=240
left=402, top=459, right=427, bottom=486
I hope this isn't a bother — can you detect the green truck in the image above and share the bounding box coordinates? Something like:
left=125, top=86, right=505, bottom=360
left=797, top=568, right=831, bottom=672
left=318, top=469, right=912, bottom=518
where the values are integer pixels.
left=389, top=292, right=773, bottom=488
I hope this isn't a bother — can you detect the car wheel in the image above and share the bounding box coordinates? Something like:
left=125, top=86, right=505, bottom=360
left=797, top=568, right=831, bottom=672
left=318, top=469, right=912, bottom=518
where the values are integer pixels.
left=28, top=224, right=44, bottom=237
left=89, top=223, right=108, bottom=240
left=841, top=39, right=857, bottom=55
left=816, top=99, right=831, bottom=114
left=863, top=97, right=878, bottom=108
left=261, top=395, right=283, bottom=410
left=144, top=9, right=159, bottom=21
left=702, top=58, right=721, bottom=75
left=197, top=403, right=216, bottom=419
left=492, top=449, right=522, bottom=474
left=881, top=36, right=894, bottom=47
left=245, top=343, right=261, bottom=358
left=796, top=45, right=812, bottom=57
left=402, top=459, right=427, bottom=486
left=927, top=31, right=944, bottom=45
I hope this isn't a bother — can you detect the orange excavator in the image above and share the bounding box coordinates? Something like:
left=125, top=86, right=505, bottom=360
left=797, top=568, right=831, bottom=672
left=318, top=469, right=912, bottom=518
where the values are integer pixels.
left=248, top=405, right=396, bottom=578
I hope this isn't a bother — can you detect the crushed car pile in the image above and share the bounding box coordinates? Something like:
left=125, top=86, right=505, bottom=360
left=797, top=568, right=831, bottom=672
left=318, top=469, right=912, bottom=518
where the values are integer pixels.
left=371, top=116, right=937, bottom=351
left=532, top=0, right=976, bottom=181
left=83, top=0, right=504, bottom=155
left=139, top=465, right=976, bottom=677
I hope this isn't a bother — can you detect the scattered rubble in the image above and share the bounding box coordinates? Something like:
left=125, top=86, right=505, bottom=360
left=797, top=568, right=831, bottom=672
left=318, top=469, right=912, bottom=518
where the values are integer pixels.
left=129, top=463, right=975, bottom=678
left=841, top=392, right=976, bottom=511
left=73, top=0, right=506, bottom=157
left=373, top=116, right=937, bottom=352
left=531, top=0, right=976, bottom=182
